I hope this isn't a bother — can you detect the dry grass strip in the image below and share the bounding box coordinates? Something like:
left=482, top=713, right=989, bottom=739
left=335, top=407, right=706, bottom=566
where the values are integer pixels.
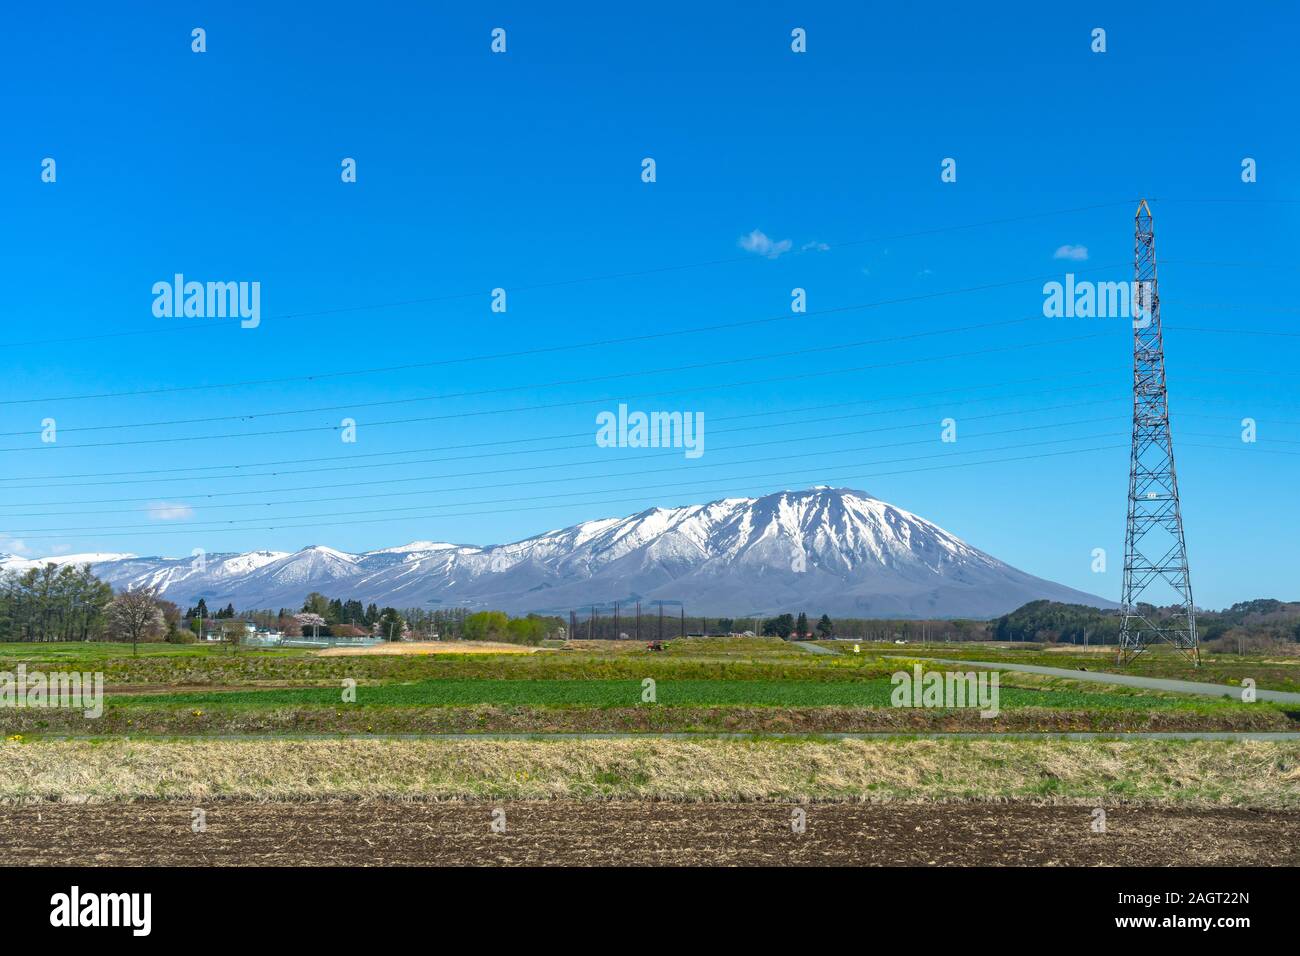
left=1, top=738, right=1296, bottom=806
left=316, top=641, right=540, bottom=656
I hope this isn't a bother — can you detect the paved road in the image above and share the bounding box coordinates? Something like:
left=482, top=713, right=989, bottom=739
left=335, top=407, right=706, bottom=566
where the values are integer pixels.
left=886, top=656, right=1300, bottom=704
left=793, top=641, right=836, bottom=655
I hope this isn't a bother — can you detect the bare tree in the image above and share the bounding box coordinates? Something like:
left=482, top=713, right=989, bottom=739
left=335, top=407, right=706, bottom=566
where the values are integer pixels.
left=105, top=587, right=167, bottom=657
left=218, top=619, right=247, bottom=652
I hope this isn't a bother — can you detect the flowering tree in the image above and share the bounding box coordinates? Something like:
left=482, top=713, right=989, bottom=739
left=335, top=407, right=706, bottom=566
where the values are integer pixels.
left=294, top=612, right=326, bottom=639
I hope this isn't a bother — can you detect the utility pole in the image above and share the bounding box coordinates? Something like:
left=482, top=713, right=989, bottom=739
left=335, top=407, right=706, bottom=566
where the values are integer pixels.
left=657, top=603, right=664, bottom=642
left=614, top=602, right=620, bottom=639
left=1119, top=200, right=1199, bottom=666
left=192, top=596, right=205, bottom=645
left=635, top=601, right=641, bottom=642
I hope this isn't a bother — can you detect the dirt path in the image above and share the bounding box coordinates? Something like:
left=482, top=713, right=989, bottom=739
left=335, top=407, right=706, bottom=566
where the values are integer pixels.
left=2, top=802, right=1294, bottom=866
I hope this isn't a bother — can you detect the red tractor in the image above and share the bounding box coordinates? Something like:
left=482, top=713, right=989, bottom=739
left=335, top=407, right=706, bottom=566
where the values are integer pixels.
left=646, top=640, right=666, bottom=652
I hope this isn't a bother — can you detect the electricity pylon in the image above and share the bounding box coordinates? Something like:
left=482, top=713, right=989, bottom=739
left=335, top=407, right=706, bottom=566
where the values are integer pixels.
left=1118, top=200, right=1198, bottom=666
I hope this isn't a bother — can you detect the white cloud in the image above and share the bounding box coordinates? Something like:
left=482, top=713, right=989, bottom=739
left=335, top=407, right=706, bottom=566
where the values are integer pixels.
left=0, top=536, right=31, bottom=556
left=1053, top=244, right=1089, bottom=261
left=738, top=229, right=792, bottom=259
left=801, top=240, right=830, bottom=252
left=148, top=502, right=195, bottom=521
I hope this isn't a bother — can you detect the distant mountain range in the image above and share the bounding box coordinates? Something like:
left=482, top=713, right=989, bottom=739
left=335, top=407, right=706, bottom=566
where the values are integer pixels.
left=0, top=487, right=1114, bottom=618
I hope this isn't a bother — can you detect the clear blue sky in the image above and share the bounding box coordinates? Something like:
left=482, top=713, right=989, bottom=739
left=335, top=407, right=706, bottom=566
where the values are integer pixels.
left=0, top=1, right=1296, bottom=609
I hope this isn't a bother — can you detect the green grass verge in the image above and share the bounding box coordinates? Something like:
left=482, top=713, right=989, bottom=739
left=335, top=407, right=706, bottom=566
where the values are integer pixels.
left=111, top=676, right=1228, bottom=710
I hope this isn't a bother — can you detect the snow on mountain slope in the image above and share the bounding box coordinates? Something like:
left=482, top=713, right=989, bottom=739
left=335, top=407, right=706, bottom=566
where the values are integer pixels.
left=1, top=552, right=136, bottom=571
left=366, top=541, right=458, bottom=555
left=4, top=488, right=1114, bottom=618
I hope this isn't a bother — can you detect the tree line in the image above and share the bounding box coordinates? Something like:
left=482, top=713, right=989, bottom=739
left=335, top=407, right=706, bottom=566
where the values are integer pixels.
left=0, top=563, right=192, bottom=650
left=994, top=599, right=1300, bottom=651
left=8, top=563, right=1297, bottom=656
left=561, top=608, right=984, bottom=642
left=0, top=564, right=114, bottom=642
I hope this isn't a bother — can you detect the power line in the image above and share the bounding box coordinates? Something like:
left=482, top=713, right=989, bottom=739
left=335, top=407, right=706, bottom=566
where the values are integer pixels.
left=1184, top=433, right=1300, bottom=445
left=1184, top=441, right=1300, bottom=455
left=3, top=265, right=1136, bottom=408
left=0, top=200, right=1139, bottom=352
left=7, top=280, right=1291, bottom=413
left=0, top=410, right=1125, bottom=515
left=0, top=314, right=1057, bottom=431
left=0, top=382, right=1122, bottom=493
left=0, top=434, right=1128, bottom=536
left=1163, top=301, right=1300, bottom=316
left=0, top=330, right=1117, bottom=453
left=1161, top=258, right=1300, bottom=273
left=1165, top=324, right=1300, bottom=338
left=4, top=443, right=1127, bottom=541
left=3, top=351, right=1284, bottom=459
left=4, top=365, right=1292, bottom=487
left=0, top=370, right=1116, bottom=486
left=10, top=349, right=1290, bottom=444
left=1145, top=197, right=1300, bottom=206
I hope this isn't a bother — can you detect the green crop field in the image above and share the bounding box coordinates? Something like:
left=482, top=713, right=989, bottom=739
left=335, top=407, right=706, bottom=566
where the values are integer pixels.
left=111, top=676, right=1203, bottom=710
left=0, top=641, right=312, bottom=662
left=820, top=640, right=1300, bottom=693
left=0, top=636, right=1290, bottom=737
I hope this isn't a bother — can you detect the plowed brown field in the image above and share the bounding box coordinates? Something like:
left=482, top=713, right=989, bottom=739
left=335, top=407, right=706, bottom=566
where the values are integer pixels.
left=2, top=802, right=1294, bottom=866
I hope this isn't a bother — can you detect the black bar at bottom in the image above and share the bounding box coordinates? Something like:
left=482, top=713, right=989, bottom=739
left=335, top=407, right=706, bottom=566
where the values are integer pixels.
left=1, top=865, right=1280, bottom=942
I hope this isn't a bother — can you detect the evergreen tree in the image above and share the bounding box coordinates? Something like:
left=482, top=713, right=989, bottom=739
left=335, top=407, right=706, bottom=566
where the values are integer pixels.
left=343, top=599, right=364, bottom=625
left=761, top=613, right=796, bottom=639
left=376, top=607, right=404, bottom=640
left=301, top=592, right=330, bottom=616
left=0, top=563, right=112, bottom=642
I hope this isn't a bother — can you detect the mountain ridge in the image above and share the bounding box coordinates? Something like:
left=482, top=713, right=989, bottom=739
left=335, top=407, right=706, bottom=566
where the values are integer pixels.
left=0, top=488, right=1114, bottom=618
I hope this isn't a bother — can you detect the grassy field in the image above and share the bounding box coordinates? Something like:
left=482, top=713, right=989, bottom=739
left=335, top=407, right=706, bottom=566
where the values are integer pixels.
left=0, top=641, right=313, bottom=662
left=1, top=636, right=1296, bottom=836
left=0, top=634, right=1288, bottom=736
left=819, top=639, right=1300, bottom=693
left=0, top=636, right=1292, bottom=737
left=3, top=633, right=1296, bottom=682
left=4, top=634, right=1297, bottom=688
left=108, top=677, right=1207, bottom=709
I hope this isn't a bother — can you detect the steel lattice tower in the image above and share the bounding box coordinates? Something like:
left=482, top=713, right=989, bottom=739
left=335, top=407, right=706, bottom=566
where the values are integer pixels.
left=1118, top=199, right=1198, bottom=666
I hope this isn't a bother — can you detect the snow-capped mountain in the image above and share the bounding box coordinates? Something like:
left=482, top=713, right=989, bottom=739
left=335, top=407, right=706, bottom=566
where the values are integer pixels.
left=0, top=488, right=1113, bottom=618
